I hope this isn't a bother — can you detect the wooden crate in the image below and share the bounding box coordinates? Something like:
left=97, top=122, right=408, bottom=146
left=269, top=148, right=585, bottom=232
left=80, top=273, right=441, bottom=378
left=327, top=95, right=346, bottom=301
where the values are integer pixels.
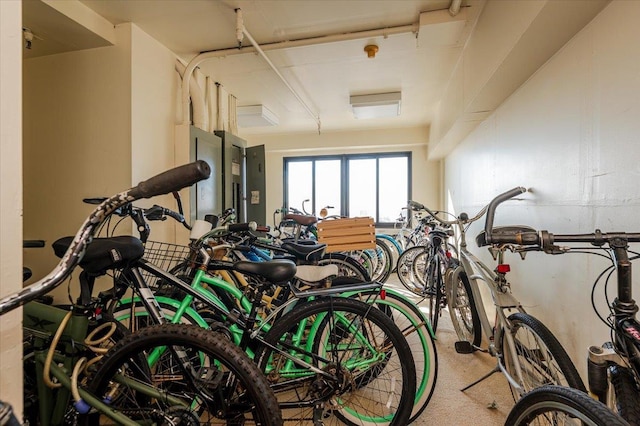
left=316, top=217, right=376, bottom=253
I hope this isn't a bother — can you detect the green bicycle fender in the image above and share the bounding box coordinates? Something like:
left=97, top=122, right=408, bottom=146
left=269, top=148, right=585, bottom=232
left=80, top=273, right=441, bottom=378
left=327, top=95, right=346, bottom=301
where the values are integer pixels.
left=343, top=287, right=436, bottom=339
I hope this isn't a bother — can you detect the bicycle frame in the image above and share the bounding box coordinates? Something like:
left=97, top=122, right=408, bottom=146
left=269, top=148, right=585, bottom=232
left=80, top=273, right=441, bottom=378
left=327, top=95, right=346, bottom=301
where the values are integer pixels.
left=448, top=227, right=532, bottom=393
left=114, top=256, right=385, bottom=384
left=22, top=287, right=192, bottom=426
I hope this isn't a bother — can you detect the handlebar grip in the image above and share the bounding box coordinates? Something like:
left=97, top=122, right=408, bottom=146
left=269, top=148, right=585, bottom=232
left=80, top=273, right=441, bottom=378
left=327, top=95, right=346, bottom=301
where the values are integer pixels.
left=483, top=187, right=527, bottom=245
left=408, top=200, right=425, bottom=210
left=23, top=240, right=45, bottom=248
left=256, top=225, right=271, bottom=233
left=129, top=160, right=211, bottom=200
left=227, top=222, right=257, bottom=232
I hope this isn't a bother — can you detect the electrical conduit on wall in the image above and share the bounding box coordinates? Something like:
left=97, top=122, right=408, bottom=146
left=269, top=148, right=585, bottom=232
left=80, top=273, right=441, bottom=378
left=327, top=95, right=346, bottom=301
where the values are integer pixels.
left=175, top=60, right=206, bottom=130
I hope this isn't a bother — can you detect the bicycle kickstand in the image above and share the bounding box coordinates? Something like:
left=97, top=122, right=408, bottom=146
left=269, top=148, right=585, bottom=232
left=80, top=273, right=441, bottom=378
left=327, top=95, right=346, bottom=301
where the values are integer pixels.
left=460, top=364, right=501, bottom=392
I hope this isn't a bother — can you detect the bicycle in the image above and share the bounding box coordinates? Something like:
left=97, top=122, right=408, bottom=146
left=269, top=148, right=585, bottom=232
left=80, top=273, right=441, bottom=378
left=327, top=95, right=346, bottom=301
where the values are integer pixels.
left=2, top=160, right=284, bottom=425
left=484, top=204, right=640, bottom=425
left=394, top=213, right=457, bottom=332
left=410, top=187, right=586, bottom=400
left=51, top=207, right=418, bottom=425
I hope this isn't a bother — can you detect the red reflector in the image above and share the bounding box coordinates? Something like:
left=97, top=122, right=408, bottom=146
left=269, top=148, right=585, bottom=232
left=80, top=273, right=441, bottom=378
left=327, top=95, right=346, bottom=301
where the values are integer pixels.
left=497, top=264, right=511, bottom=273
left=446, top=250, right=452, bottom=258
left=380, top=289, right=386, bottom=300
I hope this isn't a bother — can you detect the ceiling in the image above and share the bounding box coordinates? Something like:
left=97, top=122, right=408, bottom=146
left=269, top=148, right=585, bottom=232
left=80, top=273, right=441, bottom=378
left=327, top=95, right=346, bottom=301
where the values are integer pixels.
left=22, top=0, right=476, bottom=136
left=21, top=0, right=611, bottom=151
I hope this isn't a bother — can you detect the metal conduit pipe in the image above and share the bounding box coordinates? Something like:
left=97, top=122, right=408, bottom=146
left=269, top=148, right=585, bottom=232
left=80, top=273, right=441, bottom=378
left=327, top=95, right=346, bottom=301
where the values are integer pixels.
left=236, top=8, right=320, bottom=132
left=449, top=0, right=462, bottom=16
left=175, top=60, right=206, bottom=129
left=241, top=26, right=321, bottom=133
left=180, top=21, right=419, bottom=127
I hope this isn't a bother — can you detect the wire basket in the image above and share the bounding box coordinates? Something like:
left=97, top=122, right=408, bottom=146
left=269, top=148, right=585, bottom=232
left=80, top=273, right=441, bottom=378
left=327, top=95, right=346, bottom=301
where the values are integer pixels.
left=142, top=240, right=192, bottom=295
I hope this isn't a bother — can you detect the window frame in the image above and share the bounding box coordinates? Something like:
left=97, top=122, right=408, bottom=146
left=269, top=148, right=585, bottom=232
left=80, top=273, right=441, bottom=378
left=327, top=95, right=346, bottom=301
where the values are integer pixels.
left=283, top=151, right=412, bottom=227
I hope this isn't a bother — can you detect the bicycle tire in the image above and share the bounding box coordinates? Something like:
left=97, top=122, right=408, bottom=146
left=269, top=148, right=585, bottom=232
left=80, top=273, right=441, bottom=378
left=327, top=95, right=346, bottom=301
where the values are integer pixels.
left=422, top=250, right=443, bottom=332
left=254, top=297, right=416, bottom=426
left=376, top=236, right=400, bottom=273
left=609, top=364, right=640, bottom=424
left=348, top=287, right=438, bottom=423
left=505, top=385, right=629, bottom=425
left=370, top=240, right=393, bottom=283
left=320, top=252, right=371, bottom=281
left=502, top=313, right=586, bottom=398
left=396, top=246, right=429, bottom=294
left=87, top=323, right=283, bottom=425
left=446, top=264, right=481, bottom=348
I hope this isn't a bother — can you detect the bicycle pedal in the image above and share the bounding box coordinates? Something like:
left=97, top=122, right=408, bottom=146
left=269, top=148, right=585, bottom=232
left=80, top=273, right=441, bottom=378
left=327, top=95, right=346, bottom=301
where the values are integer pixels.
left=455, top=341, right=474, bottom=354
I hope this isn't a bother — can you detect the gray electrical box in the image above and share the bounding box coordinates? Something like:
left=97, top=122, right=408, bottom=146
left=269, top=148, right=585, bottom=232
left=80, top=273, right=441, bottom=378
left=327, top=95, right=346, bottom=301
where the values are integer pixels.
left=190, top=126, right=223, bottom=224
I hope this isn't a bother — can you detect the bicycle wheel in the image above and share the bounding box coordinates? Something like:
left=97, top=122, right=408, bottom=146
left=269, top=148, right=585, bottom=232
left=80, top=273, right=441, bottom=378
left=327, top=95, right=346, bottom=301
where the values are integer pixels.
left=87, top=324, right=282, bottom=425
left=368, top=240, right=393, bottom=283
left=320, top=252, right=371, bottom=281
left=502, top=313, right=586, bottom=398
left=376, top=236, right=400, bottom=273
left=348, top=288, right=437, bottom=423
left=421, top=250, right=443, bottom=332
left=505, top=385, right=629, bottom=425
left=254, top=297, right=416, bottom=426
left=609, top=364, right=640, bottom=424
left=396, top=246, right=429, bottom=294
left=446, top=264, right=481, bottom=348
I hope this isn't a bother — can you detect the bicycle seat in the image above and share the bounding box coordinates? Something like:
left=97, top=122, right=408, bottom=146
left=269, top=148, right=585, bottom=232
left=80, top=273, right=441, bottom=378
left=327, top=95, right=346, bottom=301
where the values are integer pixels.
left=476, top=225, right=537, bottom=247
left=281, top=241, right=327, bottom=262
left=283, top=213, right=317, bottom=226
left=53, top=236, right=145, bottom=274
left=233, top=259, right=297, bottom=284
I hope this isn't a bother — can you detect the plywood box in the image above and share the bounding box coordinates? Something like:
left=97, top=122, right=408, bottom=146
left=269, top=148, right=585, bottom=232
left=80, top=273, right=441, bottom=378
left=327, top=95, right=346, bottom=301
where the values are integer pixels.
left=316, top=217, right=376, bottom=253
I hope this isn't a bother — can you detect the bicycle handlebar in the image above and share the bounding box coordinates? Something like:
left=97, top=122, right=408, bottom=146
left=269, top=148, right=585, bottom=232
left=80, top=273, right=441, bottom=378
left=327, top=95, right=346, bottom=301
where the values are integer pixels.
left=0, top=161, right=211, bottom=315
left=482, top=187, right=527, bottom=245
left=409, top=187, right=528, bottom=246
left=129, top=160, right=210, bottom=199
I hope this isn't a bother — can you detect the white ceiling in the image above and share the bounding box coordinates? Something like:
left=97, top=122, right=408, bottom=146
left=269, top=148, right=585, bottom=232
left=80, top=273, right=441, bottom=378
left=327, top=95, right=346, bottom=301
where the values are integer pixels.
left=22, top=0, right=610, bottom=150
left=23, top=0, right=476, bottom=135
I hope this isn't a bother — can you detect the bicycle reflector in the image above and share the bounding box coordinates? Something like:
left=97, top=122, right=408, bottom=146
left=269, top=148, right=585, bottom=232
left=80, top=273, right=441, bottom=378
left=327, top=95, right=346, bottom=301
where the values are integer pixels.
left=380, top=289, right=386, bottom=300
left=496, top=264, right=511, bottom=273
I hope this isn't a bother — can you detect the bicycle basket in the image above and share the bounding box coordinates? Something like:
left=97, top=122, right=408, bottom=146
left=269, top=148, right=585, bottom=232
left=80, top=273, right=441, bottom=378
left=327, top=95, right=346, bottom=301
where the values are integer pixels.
left=142, top=241, right=192, bottom=297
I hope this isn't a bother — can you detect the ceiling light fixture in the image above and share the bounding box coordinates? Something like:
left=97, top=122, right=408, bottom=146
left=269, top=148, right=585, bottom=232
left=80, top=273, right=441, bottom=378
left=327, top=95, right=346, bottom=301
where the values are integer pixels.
left=350, top=92, right=402, bottom=119
left=237, top=105, right=279, bottom=127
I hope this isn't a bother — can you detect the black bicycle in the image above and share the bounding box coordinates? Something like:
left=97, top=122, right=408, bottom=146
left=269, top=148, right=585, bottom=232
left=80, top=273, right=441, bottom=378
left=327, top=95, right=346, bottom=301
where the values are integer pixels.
left=3, top=161, right=284, bottom=425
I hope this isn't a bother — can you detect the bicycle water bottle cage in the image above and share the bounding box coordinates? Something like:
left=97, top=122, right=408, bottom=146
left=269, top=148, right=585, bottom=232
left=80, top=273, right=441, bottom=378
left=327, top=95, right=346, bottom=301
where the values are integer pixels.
left=475, top=225, right=537, bottom=247
left=283, top=213, right=317, bottom=226
left=281, top=241, right=327, bottom=262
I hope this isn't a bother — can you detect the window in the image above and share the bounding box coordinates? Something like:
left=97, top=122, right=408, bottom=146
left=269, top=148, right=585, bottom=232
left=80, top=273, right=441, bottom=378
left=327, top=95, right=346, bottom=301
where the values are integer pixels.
left=284, top=152, right=411, bottom=226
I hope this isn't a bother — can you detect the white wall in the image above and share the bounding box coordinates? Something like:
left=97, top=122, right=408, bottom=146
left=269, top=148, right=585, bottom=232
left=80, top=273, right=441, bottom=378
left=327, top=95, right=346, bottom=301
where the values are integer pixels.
left=23, top=23, right=182, bottom=296
left=23, top=24, right=132, bottom=299
left=444, top=0, right=640, bottom=380
left=131, top=24, right=182, bottom=243
left=0, top=0, right=24, bottom=411
left=246, top=126, right=441, bottom=228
